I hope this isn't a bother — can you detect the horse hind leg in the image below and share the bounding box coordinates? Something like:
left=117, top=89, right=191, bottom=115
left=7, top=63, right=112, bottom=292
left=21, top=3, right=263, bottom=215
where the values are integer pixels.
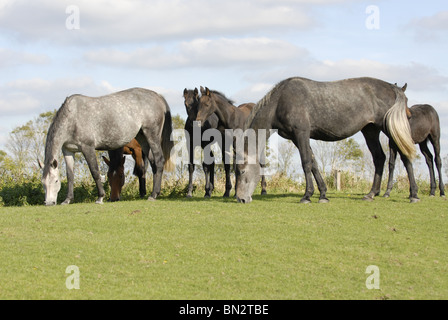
left=429, top=135, right=445, bottom=197
left=141, top=129, right=165, bottom=200
left=383, top=143, right=398, bottom=198
left=419, top=141, right=436, bottom=196
left=361, top=125, right=386, bottom=201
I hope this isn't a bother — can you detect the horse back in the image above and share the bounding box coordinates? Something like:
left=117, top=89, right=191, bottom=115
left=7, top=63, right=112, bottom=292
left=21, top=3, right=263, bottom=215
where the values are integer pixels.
left=409, top=104, right=440, bottom=143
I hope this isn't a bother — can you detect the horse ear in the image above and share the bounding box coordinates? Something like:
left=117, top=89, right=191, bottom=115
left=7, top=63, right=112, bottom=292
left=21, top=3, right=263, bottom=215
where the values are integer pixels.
left=183, top=88, right=188, bottom=97
left=205, top=87, right=210, bottom=96
left=200, top=86, right=205, bottom=95
left=38, top=159, right=44, bottom=169
left=194, top=87, right=199, bottom=97
left=402, top=83, right=407, bottom=92
left=102, top=156, right=110, bottom=167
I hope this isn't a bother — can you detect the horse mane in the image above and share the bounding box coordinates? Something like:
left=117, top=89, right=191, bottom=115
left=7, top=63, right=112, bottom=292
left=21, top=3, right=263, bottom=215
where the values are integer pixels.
left=243, top=79, right=288, bottom=130
left=211, top=90, right=235, bottom=106
left=44, top=97, right=72, bottom=162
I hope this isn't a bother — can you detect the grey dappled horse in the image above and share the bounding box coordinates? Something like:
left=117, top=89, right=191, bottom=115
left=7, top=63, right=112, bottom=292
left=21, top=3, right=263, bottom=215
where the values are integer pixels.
left=235, top=77, right=416, bottom=204
left=39, top=88, right=174, bottom=205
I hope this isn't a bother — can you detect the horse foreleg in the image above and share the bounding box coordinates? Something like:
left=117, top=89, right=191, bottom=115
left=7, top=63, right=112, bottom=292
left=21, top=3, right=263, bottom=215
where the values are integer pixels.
left=186, top=163, right=195, bottom=198
left=203, top=162, right=213, bottom=198
left=384, top=144, right=398, bottom=198
left=82, top=146, right=105, bottom=204
left=62, top=149, right=75, bottom=205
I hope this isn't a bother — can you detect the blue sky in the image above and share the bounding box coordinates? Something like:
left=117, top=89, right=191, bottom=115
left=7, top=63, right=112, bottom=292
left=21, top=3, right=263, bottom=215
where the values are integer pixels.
left=1, top=0, right=447, bottom=179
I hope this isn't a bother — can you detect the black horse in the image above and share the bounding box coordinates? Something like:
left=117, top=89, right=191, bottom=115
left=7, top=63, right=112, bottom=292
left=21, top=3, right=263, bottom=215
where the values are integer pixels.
left=236, top=77, right=417, bottom=204
left=384, top=103, right=445, bottom=198
left=183, top=88, right=220, bottom=198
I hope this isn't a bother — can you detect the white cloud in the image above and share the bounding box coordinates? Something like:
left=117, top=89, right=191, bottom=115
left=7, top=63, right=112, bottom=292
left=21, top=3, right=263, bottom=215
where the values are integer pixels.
left=83, top=37, right=310, bottom=69
left=0, top=48, right=50, bottom=68
left=0, top=0, right=316, bottom=45
left=408, top=10, right=448, bottom=41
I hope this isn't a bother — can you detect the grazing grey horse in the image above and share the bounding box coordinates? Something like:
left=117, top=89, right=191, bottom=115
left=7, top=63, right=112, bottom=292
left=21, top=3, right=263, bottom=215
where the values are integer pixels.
left=39, top=88, right=174, bottom=206
left=384, top=103, right=445, bottom=198
left=235, top=77, right=416, bottom=204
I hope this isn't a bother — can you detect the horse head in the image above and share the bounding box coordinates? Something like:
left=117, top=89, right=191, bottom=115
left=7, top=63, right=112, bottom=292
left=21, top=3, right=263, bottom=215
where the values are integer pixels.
left=38, top=158, right=62, bottom=206
left=196, top=87, right=216, bottom=126
left=183, top=88, right=200, bottom=121
left=235, top=145, right=261, bottom=204
left=103, top=155, right=126, bottom=202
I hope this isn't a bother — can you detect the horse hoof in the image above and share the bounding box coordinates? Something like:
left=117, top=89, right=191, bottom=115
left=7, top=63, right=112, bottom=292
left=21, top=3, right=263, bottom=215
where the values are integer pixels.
left=383, top=194, right=390, bottom=198
left=318, top=198, right=329, bottom=204
left=147, top=196, right=156, bottom=201
left=204, top=194, right=211, bottom=199
left=300, top=199, right=311, bottom=204
left=363, top=196, right=374, bottom=202
left=261, top=190, right=267, bottom=195
left=410, top=197, right=420, bottom=203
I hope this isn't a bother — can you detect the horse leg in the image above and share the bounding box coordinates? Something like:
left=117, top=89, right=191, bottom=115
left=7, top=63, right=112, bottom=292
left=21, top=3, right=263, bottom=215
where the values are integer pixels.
left=62, top=149, right=75, bottom=205
left=186, top=163, right=195, bottom=198
left=223, top=147, right=232, bottom=197
left=81, top=146, right=105, bottom=204
left=310, top=148, right=329, bottom=203
left=430, top=136, right=445, bottom=197
left=398, top=150, right=420, bottom=203
left=260, top=163, right=267, bottom=195
left=203, top=162, right=212, bottom=198
left=143, top=132, right=165, bottom=200
left=291, top=130, right=315, bottom=203
left=419, top=141, right=436, bottom=196
left=362, top=125, right=385, bottom=201
left=384, top=143, right=398, bottom=198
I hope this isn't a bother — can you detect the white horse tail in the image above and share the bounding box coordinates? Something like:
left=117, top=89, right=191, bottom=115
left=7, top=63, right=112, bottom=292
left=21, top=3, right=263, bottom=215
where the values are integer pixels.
left=384, top=89, right=416, bottom=160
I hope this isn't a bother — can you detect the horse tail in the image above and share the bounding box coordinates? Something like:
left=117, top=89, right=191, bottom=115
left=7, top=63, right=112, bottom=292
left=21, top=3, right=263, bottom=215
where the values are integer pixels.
left=384, top=89, right=416, bottom=160
left=161, top=108, right=175, bottom=172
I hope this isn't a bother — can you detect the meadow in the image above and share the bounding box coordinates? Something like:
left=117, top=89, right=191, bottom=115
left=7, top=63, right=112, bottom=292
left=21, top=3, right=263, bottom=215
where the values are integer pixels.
left=0, top=190, right=446, bottom=300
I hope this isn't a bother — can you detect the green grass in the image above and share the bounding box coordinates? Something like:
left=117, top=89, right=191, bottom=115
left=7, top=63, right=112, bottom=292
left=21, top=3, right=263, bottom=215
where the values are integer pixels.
left=0, top=192, right=447, bottom=300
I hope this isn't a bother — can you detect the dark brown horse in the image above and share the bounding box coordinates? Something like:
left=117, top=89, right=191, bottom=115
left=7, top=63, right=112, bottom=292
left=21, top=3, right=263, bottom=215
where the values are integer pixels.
left=384, top=104, right=445, bottom=198
left=184, top=88, right=220, bottom=198
left=102, top=138, right=150, bottom=202
left=196, top=87, right=267, bottom=197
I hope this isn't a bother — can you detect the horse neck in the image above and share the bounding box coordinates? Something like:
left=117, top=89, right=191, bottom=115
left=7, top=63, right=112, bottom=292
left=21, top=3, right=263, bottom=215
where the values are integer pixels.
left=213, top=97, right=239, bottom=129
left=44, top=115, right=69, bottom=162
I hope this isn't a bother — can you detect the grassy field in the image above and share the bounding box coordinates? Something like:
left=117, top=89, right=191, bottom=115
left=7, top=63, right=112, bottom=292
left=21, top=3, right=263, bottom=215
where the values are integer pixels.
left=0, top=191, right=446, bottom=300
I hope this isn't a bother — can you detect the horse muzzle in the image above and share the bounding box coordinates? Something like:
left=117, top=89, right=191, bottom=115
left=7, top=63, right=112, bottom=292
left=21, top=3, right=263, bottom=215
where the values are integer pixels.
left=237, top=196, right=252, bottom=204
